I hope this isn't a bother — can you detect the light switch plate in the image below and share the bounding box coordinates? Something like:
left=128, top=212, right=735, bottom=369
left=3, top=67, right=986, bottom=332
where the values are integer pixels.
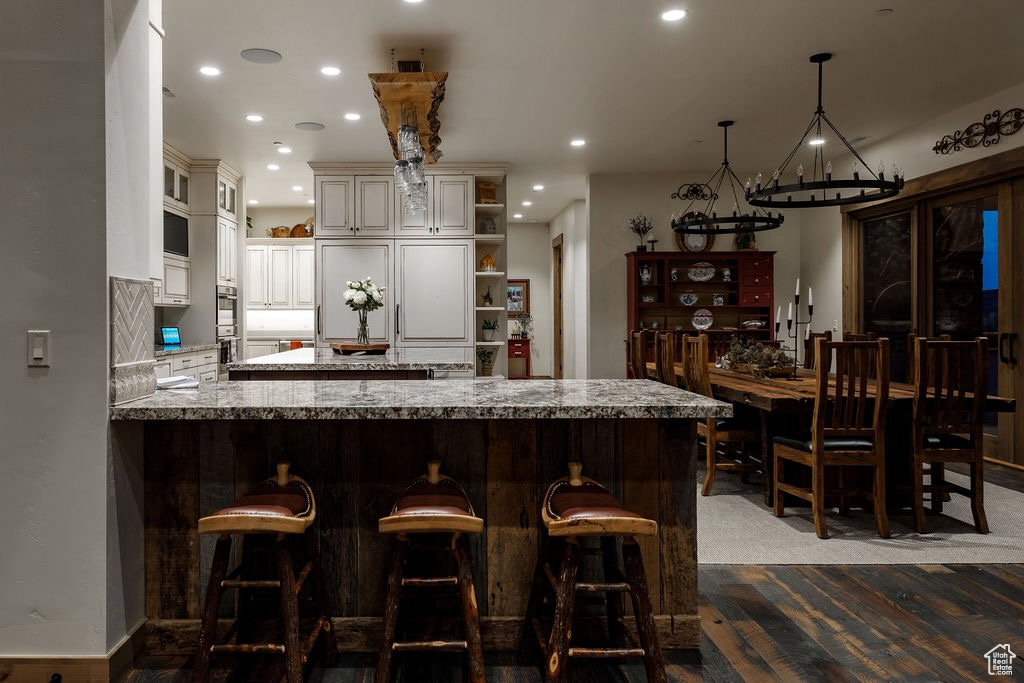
left=28, top=330, right=50, bottom=367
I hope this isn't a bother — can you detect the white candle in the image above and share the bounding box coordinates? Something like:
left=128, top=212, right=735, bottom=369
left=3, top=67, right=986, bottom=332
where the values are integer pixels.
left=795, top=277, right=800, bottom=296
left=805, top=326, right=810, bottom=340
left=787, top=302, right=793, bottom=322
left=776, top=305, right=782, bottom=322
left=808, top=287, right=813, bottom=306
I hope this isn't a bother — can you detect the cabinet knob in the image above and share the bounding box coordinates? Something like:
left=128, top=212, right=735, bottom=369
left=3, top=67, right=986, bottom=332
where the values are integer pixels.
left=753, top=295, right=760, bottom=301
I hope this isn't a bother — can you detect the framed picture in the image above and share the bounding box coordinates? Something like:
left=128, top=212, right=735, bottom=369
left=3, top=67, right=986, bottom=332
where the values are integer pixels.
left=506, top=279, right=530, bottom=317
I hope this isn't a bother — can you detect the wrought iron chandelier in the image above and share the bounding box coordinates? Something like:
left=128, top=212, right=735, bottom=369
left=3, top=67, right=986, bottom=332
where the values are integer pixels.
left=671, top=120, right=783, bottom=235
left=746, top=53, right=904, bottom=208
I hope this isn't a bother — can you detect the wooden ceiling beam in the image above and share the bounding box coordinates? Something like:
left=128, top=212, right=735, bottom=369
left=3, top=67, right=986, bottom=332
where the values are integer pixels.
left=367, top=71, right=448, bottom=164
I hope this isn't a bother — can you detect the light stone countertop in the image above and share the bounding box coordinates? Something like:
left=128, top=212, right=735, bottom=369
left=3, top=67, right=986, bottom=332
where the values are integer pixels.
left=154, top=342, right=219, bottom=358
left=109, top=378, right=732, bottom=421
left=228, top=346, right=475, bottom=371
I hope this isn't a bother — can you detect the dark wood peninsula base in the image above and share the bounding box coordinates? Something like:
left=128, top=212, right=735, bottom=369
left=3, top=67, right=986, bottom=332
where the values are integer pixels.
left=140, top=416, right=699, bottom=653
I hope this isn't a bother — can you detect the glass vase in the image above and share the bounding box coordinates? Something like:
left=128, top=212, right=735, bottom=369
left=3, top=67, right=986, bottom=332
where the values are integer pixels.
left=357, top=309, right=370, bottom=345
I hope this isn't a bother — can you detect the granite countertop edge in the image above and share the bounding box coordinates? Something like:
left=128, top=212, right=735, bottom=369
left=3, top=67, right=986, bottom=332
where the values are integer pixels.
left=154, top=343, right=219, bottom=358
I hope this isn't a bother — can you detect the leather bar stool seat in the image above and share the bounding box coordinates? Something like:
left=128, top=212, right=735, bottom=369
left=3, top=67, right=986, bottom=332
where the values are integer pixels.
left=523, top=463, right=666, bottom=682
left=193, top=462, right=336, bottom=683
left=375, top=461, right=485, bottom=683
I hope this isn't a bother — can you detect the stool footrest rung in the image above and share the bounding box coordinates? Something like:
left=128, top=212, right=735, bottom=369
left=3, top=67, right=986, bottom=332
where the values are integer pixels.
left=576, top=580, right=630, bottom=593
left=211, top=643, right=286, bottom=654
left=401, top=576, right=458, bottom=587
left=568, top=646, right=646, bottom=658
left=221, top=579, right=280, bottom=589
left=393, top=640, right=467, bottom=652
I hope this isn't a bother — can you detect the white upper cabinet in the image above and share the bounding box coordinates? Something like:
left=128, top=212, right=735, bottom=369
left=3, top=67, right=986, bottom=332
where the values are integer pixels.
left=217, top=218, right=237, bottom=287
left=316, top=175, right=394, bottom=236
left=163, top=158, right=190, bottom=213
left=217, top=176, right=238, bottom=219
left=433, top=176, right=473, bottom=235
left=395, top=176, right=435, bottom=236
left=246, top=241, right=295, bottom=309
left=292, top=244, right=315, bottom=309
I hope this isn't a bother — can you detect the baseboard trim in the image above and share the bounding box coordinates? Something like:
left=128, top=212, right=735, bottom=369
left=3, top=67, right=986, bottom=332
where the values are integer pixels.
left=0, top=622, right=145, bottom=683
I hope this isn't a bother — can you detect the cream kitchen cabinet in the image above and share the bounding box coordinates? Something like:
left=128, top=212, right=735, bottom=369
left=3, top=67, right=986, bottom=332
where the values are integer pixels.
left=394, top=240, right=473, bottom=345
left=245, top=341, right=279, bottom=359
left=156, top=347, right=218, bottom=382
left=315, top=238, right=472, bottom=347
left=316, top=175, right=394, bottom=236
left=246, top=242, right=292, bottom=309
left=162, top=254, right=191, bottom=306
left=217, top=218, right=238, bottom=287
left=217, top=176, right=238, bottom=220
left=292, top=244, right=315, bottom=309
left=317, top=240, right=392, bottom=344
left=163, top=155, right=190, bottom=213
left=395, top=175, right=473, bottom=236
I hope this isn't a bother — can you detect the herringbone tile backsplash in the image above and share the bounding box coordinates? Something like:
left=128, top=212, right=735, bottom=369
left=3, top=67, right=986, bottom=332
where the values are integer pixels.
left=111, top=277, right=154, bottom=365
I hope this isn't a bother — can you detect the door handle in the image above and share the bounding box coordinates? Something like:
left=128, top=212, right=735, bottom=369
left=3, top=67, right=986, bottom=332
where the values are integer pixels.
left=316, top=305, right=321, bottom=335
left=1011, top=333, right=1019, bottom=365
left=396, top=304, right=400, bottom=336
left=1000, top=332, right=1009, bottom=364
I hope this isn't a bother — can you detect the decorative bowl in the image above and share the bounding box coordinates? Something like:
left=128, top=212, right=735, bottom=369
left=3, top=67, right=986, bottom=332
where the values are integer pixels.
left=741, top=319, right=767, bottom=329
left=687, top=262, right=716, bottom=282
left=679, top=292, right=699, bottom=306
left=641, top=295, right=656, bottom=303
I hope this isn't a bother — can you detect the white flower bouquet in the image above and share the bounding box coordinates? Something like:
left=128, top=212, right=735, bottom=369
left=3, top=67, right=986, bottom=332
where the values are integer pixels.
left=343, top=276, right=385, bottom=344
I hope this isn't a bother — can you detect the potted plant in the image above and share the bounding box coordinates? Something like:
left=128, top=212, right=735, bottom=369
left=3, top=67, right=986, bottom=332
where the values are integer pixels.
left=513, top=313, right=534, bottom=339
left=481, top=318, right=499, bottom=342
left=477, top=346, right=496, bottom=376
left=628, top=214, right=654, bottom=251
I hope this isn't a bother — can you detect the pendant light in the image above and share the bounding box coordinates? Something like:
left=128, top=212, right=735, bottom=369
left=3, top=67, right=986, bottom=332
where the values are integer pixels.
left=671, top=120, right=784, bottom=235
left=746, top=53, right=904, bottom=208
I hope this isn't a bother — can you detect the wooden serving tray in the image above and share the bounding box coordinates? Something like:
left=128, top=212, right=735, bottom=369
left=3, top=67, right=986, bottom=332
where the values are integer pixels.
left=331, top=342, right=391, bottom=355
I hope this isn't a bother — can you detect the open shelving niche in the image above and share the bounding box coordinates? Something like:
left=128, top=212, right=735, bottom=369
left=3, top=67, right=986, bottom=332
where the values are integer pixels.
left=473, top=174, right=508, bottom=377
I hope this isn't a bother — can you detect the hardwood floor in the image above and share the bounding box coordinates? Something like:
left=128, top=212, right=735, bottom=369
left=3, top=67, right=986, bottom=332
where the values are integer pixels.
left=121, top=460, right=1024, bottom=682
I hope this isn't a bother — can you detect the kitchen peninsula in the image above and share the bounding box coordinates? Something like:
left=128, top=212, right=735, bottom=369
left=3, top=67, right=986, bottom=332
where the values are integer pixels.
left=228, top=346, right=475, bottom=380
left=110, top=378, right=729, bottom=652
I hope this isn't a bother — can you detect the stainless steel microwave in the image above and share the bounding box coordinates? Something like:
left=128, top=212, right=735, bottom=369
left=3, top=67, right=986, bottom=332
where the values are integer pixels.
left=163, top=209, right=189, bottom=257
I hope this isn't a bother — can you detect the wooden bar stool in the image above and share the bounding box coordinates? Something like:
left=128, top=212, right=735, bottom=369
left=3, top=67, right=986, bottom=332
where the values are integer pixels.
left=376, top=461, right=485, bottom=683
left=523, top=462, right=665, bottom=683
left=193, top=462, right=336, bottom=683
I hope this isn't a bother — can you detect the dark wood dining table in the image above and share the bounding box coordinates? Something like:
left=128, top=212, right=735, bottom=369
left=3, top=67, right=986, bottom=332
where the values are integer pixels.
left=646, top=361, right=1016, bottom=505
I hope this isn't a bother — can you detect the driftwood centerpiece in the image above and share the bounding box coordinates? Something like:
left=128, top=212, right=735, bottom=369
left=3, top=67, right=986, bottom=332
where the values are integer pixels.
left=367, top=71, right=448, bottom=164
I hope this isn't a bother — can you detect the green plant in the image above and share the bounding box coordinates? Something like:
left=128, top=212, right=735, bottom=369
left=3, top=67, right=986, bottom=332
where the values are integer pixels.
left=724, top=337, right=790, bottom=370
left=514, top=313, right=534, bottom=338
left=476, top=346, right=496, bottom=363
left=482, top=319, right=500, bottom=331
left=628, top=214, right=654, bottom=241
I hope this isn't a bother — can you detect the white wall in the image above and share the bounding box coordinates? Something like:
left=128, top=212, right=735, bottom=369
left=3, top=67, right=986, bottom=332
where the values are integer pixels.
left=800, top=79, right=1024, bottom=339
left=549, top=199, right=589, bottom=378
left=586, top=171, right=802, bottom=379
left=508, top=223, right=552, bottom=376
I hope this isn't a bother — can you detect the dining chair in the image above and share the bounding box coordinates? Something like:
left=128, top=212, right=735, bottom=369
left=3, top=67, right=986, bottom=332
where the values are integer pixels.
left=654, top=331, right=680, bottom=387
left=842, top=331, right=878, bottom=377
left=682, top=334, right=762, bottom=496
left=910, top=336, right=989, bottom=534
left=772, top=337, right=891, bottom=539
left=904, top=333, right=950, bottom=384
left=803, top=330, right=832, bottom=369
left=629, top=329, right=652, bottom=379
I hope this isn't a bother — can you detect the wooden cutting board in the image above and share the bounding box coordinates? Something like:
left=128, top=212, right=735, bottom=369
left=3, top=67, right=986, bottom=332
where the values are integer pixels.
left=331, top=342, right=391, bottom=355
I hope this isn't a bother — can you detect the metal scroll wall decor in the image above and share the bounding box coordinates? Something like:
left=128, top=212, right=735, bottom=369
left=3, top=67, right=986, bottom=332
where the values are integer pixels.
left=933, top=108, right=1024, bottom=155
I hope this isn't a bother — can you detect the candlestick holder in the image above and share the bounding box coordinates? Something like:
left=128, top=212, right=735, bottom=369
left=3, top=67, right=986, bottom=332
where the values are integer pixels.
left=774, top=295, right=813, bottom=379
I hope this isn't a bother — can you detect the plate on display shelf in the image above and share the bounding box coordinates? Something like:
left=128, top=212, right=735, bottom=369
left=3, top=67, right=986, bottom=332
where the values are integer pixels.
left=679, top=292, right=699, bottom=306
left=331, top=342, right=391, bottom=355
left=741, top=319, right=768, bottom=329
left=687, top=262, right=716, bottom=282
left=691, top=308, right=714, bottom=330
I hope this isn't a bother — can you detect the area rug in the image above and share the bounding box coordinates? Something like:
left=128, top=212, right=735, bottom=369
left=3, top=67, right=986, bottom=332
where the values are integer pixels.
left=697, top=470, right=1024, bottom=564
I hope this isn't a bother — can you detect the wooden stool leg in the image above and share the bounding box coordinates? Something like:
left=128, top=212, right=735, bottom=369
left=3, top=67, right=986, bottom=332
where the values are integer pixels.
left=305, top=533, right=338, bottom=665
left=811, top=457, right=828, bottom=539
left=454, top=534, right=485, bottom=683
left=622, top=539, right=666, bottom=683
left=971, top=460, right=989, bottom=533
left=276, top=538, right=303, bottom=683
left=600, top=536, right=625, bottom=647
left=546, top=539, right=579, bottom=683
left=374, top=539, right=406, bottom=683
left=518, top=538, right=549, bottom=665
left=193, top=535, right=231, bottom=683
left=700, top=426, right=717, bottom=496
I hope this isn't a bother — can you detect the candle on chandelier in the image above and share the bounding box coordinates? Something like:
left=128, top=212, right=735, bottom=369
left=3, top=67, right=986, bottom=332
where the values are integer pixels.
left=808, top=287, right=813, bottom=307
left=776, top=305, right=782, bottom=323
left=795, top=277, right=800, bottom=296
left=787, top=302, right=793, bottom=322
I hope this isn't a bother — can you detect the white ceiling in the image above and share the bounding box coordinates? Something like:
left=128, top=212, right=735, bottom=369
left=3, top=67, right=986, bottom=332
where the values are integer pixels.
left=162, top=0, right=1024, bottom=223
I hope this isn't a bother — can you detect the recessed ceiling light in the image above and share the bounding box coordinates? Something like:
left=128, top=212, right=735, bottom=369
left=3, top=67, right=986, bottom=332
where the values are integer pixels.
left=661, top=8, right=687, bottom=21
left=532, top=184, right=545, bottom=191
left=292, top=185, right=303, bottom=192
left=308, top=199, right=316, bottom=205
left=295, top=121, right=325, bottom=131
left=246, top=114, right=264, bottom=122
left=266, top=163, right=280, bottom=171
left=199, top=65, right=221, bottom=76
left=404, top=0, right=424, bottom=3
left=513, top=213, right=523, bottom=219
left=277, top=146, right=292, bottom=154
left=344, top=112, right=361, bottom=121
left=570, top=139, right=586, bottom=147
left=320, top=66, right=341, bottom=76
left=240, top=48, right=282, bottom=64
left=522, top=201, right=532, bottom=207
left=248, top=199, right=259, bottom=205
